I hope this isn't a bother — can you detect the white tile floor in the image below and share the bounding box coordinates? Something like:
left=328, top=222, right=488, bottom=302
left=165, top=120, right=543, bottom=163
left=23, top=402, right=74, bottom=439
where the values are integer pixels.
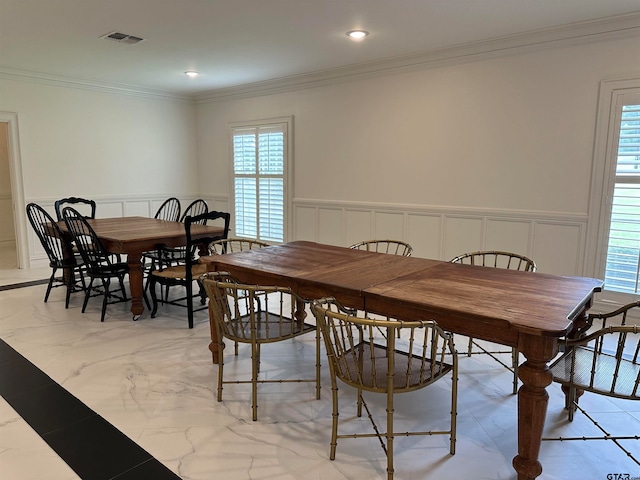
left=1, top=251, right=640, bottom=479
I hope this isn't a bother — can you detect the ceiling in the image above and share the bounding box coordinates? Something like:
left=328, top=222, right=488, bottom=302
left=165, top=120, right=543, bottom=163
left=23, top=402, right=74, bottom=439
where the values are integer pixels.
left=1, top=0, right=640, bottom=97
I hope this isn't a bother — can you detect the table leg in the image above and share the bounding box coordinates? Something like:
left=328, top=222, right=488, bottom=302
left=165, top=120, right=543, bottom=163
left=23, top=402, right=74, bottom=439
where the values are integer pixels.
left=126, top=251, right=145, bottom=319
left=512, top=335, right=557, bottom=480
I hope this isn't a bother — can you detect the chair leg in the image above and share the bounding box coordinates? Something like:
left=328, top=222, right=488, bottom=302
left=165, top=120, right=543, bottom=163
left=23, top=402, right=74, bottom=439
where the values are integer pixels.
left=100, top=278, right=111, bottom=322
left=44, top=267, right=56, bottom=303
left=82, top=277, right=94, bottom=313
left=315, top=327, right=321, bottom=400
left=149, top=277, right=159, bottom=318
left=512, top=347, right=519, bottom=395
left=386, top=389, right=394, bottom=480
left=217, top=345, right=224, bottom=402
left=251, top=339, right=259, bottom=421
left=329, top=382, right=339, bottom=460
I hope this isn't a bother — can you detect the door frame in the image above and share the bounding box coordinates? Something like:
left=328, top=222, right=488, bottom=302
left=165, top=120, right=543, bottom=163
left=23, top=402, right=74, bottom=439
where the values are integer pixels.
left=0, top=112, right=28, bottom=269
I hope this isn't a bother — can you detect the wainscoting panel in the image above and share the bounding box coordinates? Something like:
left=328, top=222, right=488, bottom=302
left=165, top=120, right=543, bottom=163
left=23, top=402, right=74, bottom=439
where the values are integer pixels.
left=407, top=213, right=442, bottom=260
left=531, top=221, right=584, bottom=276
left=345, top=209, right=375, bottom=246
left=442, top=216, right=485, bottom=261
left=317, top=207, right=343, bottom=246
left=293, top=200, right=589, bottom=276
left=485, top=218, right=533, bottom=255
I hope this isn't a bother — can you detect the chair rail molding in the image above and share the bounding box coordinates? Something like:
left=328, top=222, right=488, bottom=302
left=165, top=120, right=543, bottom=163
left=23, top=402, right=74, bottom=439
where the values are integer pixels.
left=293, top=197, right=588, bottom=277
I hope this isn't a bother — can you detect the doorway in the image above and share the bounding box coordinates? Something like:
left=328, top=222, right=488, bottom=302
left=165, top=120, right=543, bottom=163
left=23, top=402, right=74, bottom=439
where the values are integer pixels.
left=0, top=112, right=28, bottom=270
left=0, top=122, right=17, bottom=269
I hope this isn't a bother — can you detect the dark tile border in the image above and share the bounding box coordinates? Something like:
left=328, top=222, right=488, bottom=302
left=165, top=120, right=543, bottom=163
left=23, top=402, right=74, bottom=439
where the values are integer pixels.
left=0, top=278, right=49, bottom=291
left=0, top=339, right=181, bottom=480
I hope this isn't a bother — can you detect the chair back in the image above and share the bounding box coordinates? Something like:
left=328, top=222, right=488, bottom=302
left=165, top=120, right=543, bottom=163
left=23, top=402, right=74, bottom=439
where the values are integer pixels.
left=154, top=197, right=181, bottom=222
left=180, top=199, right=208, bottom=223
left=26, top=203, right=71, bottom=266
left=180, top=210, right=231, bottom=276
left=62, top=207, right=115, bottom=274
left=208, top=238, right=270, bottom=255
left=55, top=197, right=96, bottom=221
left=551, top=302, right=640, bottom=401
left=201, top=271, right=311, bottom=345
left=312, top=298, right=456, bottom=393
left=350, top=239, right=413, bottom=257
left=450, top=250, right=536, bottom=271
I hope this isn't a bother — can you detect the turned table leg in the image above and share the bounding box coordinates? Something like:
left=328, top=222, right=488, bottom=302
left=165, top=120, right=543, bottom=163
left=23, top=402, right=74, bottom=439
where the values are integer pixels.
left=512, top=335, right=558, bottom=480
left=126, top=251, right=145, bottom=319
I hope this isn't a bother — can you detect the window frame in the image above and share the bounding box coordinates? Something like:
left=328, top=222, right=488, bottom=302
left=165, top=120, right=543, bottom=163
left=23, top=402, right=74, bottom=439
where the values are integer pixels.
left=587, top=78, right=640, bottom=303
left=228, top=116, right=293, bottom=243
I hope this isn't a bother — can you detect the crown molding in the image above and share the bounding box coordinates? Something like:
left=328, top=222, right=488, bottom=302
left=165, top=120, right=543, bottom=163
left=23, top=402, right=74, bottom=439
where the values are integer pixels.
left=0, top=67, right=193, bottom=103
left=1, top=12, right=639, bottom=104
left=194, top=12, right=640, bottom=104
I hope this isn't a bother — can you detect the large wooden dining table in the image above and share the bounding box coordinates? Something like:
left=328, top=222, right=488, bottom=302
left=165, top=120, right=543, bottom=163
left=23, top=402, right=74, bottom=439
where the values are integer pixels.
left=203, top=240, right=604, bottom=480
left=58, top=216, right=225, bottom=318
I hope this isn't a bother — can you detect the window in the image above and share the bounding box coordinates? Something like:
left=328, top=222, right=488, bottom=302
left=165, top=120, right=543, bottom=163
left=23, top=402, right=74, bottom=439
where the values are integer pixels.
left=604, top=103, right=640, bottom=293
left=229, top=117, right=291, bottom=243
left=591, top=79, right=640, bottom=297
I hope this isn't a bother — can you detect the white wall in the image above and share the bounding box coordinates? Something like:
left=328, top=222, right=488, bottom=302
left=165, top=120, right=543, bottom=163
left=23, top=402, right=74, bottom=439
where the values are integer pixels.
left=0, top=78, right=200, bottom=266
left=196, top=35, right=640, bottom=277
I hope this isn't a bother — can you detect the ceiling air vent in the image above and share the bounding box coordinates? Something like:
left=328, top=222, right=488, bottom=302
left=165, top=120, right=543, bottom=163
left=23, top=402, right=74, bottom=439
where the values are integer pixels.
left=101, top=31, right=145, bottom=45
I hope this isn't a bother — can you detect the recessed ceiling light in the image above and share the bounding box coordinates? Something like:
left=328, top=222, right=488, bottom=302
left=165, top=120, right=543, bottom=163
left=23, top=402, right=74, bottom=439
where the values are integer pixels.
left=185, top=71, right=200, bottom=78
left=346, top=30, right=369, bottom=40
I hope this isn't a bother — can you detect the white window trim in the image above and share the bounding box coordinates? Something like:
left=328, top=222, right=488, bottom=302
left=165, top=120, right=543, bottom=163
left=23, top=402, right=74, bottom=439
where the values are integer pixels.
left=586, top=77, right=640, bottom=303
left=227, top=116, right=294, bottom=243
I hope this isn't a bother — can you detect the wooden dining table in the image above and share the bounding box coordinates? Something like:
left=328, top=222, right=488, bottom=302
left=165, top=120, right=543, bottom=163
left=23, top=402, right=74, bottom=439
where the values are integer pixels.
left=202, top=240, right=604, bottom=480
left=57, top=216, right=225, bottom=318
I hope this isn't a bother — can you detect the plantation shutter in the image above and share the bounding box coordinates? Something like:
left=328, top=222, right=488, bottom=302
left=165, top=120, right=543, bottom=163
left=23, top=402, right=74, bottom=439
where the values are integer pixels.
left=232, top=124, right=285, bottom=243
left=604, top=103, right=640, bottom=293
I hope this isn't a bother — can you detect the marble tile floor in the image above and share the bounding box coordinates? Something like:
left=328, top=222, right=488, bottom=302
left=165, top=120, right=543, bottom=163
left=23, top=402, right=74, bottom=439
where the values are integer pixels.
left=1, top=264, right=640, bottom=479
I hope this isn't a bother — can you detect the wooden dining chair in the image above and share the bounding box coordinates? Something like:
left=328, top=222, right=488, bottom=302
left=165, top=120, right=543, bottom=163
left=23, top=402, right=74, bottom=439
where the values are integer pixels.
left=153, top=197, right=181, bottom=222
left=54, top=197, right=96, bottom=221
left=26, top=203, right=86, bottom=308
left=311, top=297, right=457, bottom=480
left=450, top=250, right=536, bottom=394
left=148, top=210, right=230, bottom=328
left=200, top=271, right=321, bottom=421
left=180, top=199, right=208, bottom=223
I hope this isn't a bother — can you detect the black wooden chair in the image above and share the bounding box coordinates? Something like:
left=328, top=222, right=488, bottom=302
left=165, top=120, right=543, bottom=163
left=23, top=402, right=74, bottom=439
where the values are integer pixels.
left=148, top=210, right=230, bottom=328
left=142, top=197, right=182, bottom=290
left=26, top=203, right=86, bottom=308
left=54, top=197, right=96, bottom=221
left=180, top=199, right=208, bottom=222
left=62, top=207, right=129, bottom=322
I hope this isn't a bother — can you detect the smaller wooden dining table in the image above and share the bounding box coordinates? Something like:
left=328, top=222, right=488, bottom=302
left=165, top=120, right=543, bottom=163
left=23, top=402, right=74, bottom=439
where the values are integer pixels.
left=58, top=216, right=225, bottom=318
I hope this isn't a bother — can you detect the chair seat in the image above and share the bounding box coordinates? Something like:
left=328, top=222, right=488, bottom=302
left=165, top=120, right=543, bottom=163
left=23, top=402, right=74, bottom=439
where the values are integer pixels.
left=88, top=262, right=129, bottom=277
left=151, top=263, right=208, bottom=280
left=227, top=312, right=316, bottom=343
left=339, top=342, right=454, bottom=392
left=550, top=346, right=640, bottom=399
